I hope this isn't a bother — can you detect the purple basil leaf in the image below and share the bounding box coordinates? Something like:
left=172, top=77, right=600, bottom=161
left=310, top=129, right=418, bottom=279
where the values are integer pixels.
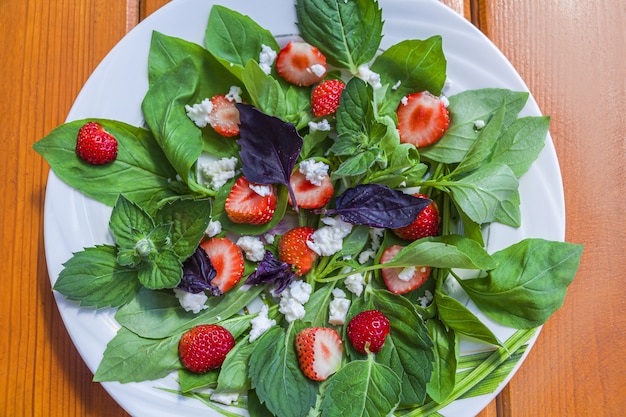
left=245, top=250, right=296, bottom=294
left=236, top=104, right=302, bottom=210
left=327, top=183, right=431, bottom=228
left=178, top=247, right=221, bottom=296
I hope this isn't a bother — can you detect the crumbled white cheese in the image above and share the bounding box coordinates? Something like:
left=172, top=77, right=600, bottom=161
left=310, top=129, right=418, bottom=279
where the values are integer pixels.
left=369, top=228, right=384, bottom=251
left=199, top=156, right=238, bottom=190
left=357, top=64, right=382, bottom=89
left=345, top=272, right=365, bottom=296
left=308, top=63, right=327, bottom=78
left=249, top=304, right=276, bottom=342
left=440, top=95, right=450, bottom=108
left=299, top=159, right=329, bottom=186
left=210, top=392, right=239, bottom=406
left=392, top=80, right=402, bottom=90
left=206, top=219, right=222, bottom=237
left=259, top=44, right=277, bottom=75
left=263, top=232, right=275, bottom=244
left=398, top=266, right=416, bottom=282
left=173, top=289, right=208, bottom=314
left=185, top=98, right=213, bottom=128
left=279, top=281, right=312, bottom=322
left=308, top=119, right=331, bottom=132
left=225, top=85, right=243, bottom=103
left=417, top=290, right=434, bottom=308
left=249, top=183, right=272, bottom=197
left=307, top=217, right=353, bottom=256
left=236, top=235, right=265, bottom=262
left=400, top=95, right=409, bottom=106
left=358, top=249, right=375, bottom=264
left=328, top=289, right=351, bottom=325
left=474, top=119, right=486, bottom=130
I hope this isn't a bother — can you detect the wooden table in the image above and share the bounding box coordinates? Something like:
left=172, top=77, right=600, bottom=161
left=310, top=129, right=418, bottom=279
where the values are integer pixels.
left=1, top=0, right=624, bottom=416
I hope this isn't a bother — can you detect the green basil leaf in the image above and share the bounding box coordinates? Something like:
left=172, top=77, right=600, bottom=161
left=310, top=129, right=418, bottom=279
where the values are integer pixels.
left=214, top=336, right=255, bottom=397
left=448, top=162, right=521, bottom=227
left=249, top=324, right=318, bottom=417
left=426, top=317, right=459, bottom=404
left=295, top=0, right=383, bottom=72
left=435, top=290, right=502, bottom=347
left=137, top=248, right=182, bottom=290
left=178, top=368, right=218, bottom=393
left=321, top=356, right=401, bottom=417
left=489, top=116, right=550, bottom=177
left=53, top=245, right=140, bottom=308
left=93, top=327, right=180, bottom=383
left=459, top=238, right=583, bottom=328
left=32, top=119, right=180, bottom=208
left=155, top=198, right=212, bottom=259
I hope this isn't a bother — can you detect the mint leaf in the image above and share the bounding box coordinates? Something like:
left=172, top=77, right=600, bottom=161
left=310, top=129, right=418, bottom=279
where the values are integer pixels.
left=53, top=245, right=140, bottom=308
left=321, top=356, right=401, bottom=417
left=32, top=119, right=180, bottom=208
left=249, top=325, right=318, bottom=417
left=109, top=195, right=155, bottom=249
left=236, top=104, right=302, bottom=210
left=295, top=0, right=383, bottom=73
left=94, top=327, right=180, bottom=383
left=137, top=248, right=182, bottom=290
left=459, top=239, right=583, bottom=328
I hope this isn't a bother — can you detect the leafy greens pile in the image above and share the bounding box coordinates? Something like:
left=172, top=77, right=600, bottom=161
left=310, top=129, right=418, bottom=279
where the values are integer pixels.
left=33, top=0, right=583, bottom=416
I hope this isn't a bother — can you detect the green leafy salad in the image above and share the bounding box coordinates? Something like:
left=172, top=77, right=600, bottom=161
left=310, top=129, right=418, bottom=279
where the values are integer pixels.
left=34, top=0, right=583, bottom=416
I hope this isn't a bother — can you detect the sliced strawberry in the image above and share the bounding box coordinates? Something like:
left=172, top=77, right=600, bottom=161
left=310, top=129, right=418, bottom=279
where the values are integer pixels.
left=225, top=176, right=277, bottom=225
left=208, top=94, right=241, bottom=137
left=75, top=121, right=118, bottom=165
left=288, top=170, right=334, bottom=209
left=199, top=237, right=245, bottom=293
left=276, top=41, right=327, bottom=87
left=295, top=327, right=342, bottom=381
left=396, top=91, right=450, bottom=148
left=311, top=79, right=346, bottom=117
left=278, top=226, right=318, bottom=276
left=347, top=310, right=390, bottom=354
left=393, top=193, right=440, bottom=241
left=179, top=324, right=235, bottom=373
left=380, top=245, right=430, bottom=294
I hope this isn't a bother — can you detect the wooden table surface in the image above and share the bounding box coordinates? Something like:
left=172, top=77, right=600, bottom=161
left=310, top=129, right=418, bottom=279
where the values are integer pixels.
left=1, top=0, right=624, bottom=416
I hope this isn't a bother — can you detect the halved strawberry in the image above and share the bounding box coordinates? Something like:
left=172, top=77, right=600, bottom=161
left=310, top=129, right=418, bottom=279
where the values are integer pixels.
left=276, top=41, right=327, bottom=87
left=396, top=91, right=450, bottom=148
left=199, top=237, right=245, bottom=293
left=179, top=324, right=235, bottom=373
left=393, top=193, right=440, bottom=241
left=208, top=94, right=241, bottom=137
left=311, top=79, right=346, bottom=117
left=225, top=176, right=277, bottom=225
left=295, top=327, right=342, bottom=381
left=288, top=170, right=334, bottom=209
left=380, top=245, right=430, bottom=294
left=75, top=121, right=118, bottom=165
left=278, top=226, right=318, bottom=276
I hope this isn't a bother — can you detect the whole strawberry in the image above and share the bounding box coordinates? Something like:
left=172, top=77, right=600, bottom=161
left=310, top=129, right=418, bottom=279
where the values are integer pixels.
left=75, top=121, right=118, bottom=165
left=278, top=226, right=318, bottom=275
left=311, top=79, right=346, bottom=117
left=347, top=310, right=390, bottom=355
left=393, top=193, right=439, bottom=241
left=178, top=324, right=235, bottom=373
left=295, top=327, right=342, bottom=381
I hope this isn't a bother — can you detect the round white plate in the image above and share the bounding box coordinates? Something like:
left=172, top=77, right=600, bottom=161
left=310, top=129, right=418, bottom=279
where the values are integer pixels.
left=43, top=0, right=565, bottom=416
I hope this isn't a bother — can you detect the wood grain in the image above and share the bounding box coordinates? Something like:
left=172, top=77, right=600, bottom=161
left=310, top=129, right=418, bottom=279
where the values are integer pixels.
left=2, top=0, right=623, bottom=416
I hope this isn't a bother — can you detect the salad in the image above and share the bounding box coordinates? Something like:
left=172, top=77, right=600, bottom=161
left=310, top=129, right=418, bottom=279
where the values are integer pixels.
left=34, top=1, right=583, bottom=416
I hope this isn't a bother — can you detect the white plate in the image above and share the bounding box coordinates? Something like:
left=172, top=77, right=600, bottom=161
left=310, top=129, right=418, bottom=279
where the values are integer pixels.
left=43, top=0, right=565, bottom=416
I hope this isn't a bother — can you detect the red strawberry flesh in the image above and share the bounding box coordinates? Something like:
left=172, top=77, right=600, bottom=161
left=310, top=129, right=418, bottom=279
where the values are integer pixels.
left=288, top=170, right=334, bottom=209
left=311, top=79, right=346, bottom=117
left=199, top=237, right=245, bottom=293
left=393, top=193, right=440, bottom=241
left=208, top=94, right=240, bottom=137
left=276, top=41, right=327, bottom=87
left=396, top=91, right=450, bottom=148
left=278, top=226, right=318, bottom=275
left=225, top=176, right=277, bottom=225
left=295, top=327, right=342, bottom=381
left=380, top=245, right=430, bottom=294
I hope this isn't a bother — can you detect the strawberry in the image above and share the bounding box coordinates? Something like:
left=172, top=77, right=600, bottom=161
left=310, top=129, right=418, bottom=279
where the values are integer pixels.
left=288, top=170, right=334, bottom=209
left=393, top=193, right=440, bottom=241
left=396, top=91, right=450, bottom=148
left=295, top=327, right=342, bottom=381
left=380, top=245, right=430, bottom=294
left=199, top=237, right=245, bottom=293
left=178, top=324, right=235, bottom=373
left=225, top=176, right=277, bottom=225
left=347, top=310, right=390, bottom=355
left=276, top=41, right=327, bottom=87
left=311, top=79, right=345, bottom=117
left=75, top=121, right=118, bottom=165
left=208, top=94, right=240, bottom=137
left=278, top=226, right=318, bottom=275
